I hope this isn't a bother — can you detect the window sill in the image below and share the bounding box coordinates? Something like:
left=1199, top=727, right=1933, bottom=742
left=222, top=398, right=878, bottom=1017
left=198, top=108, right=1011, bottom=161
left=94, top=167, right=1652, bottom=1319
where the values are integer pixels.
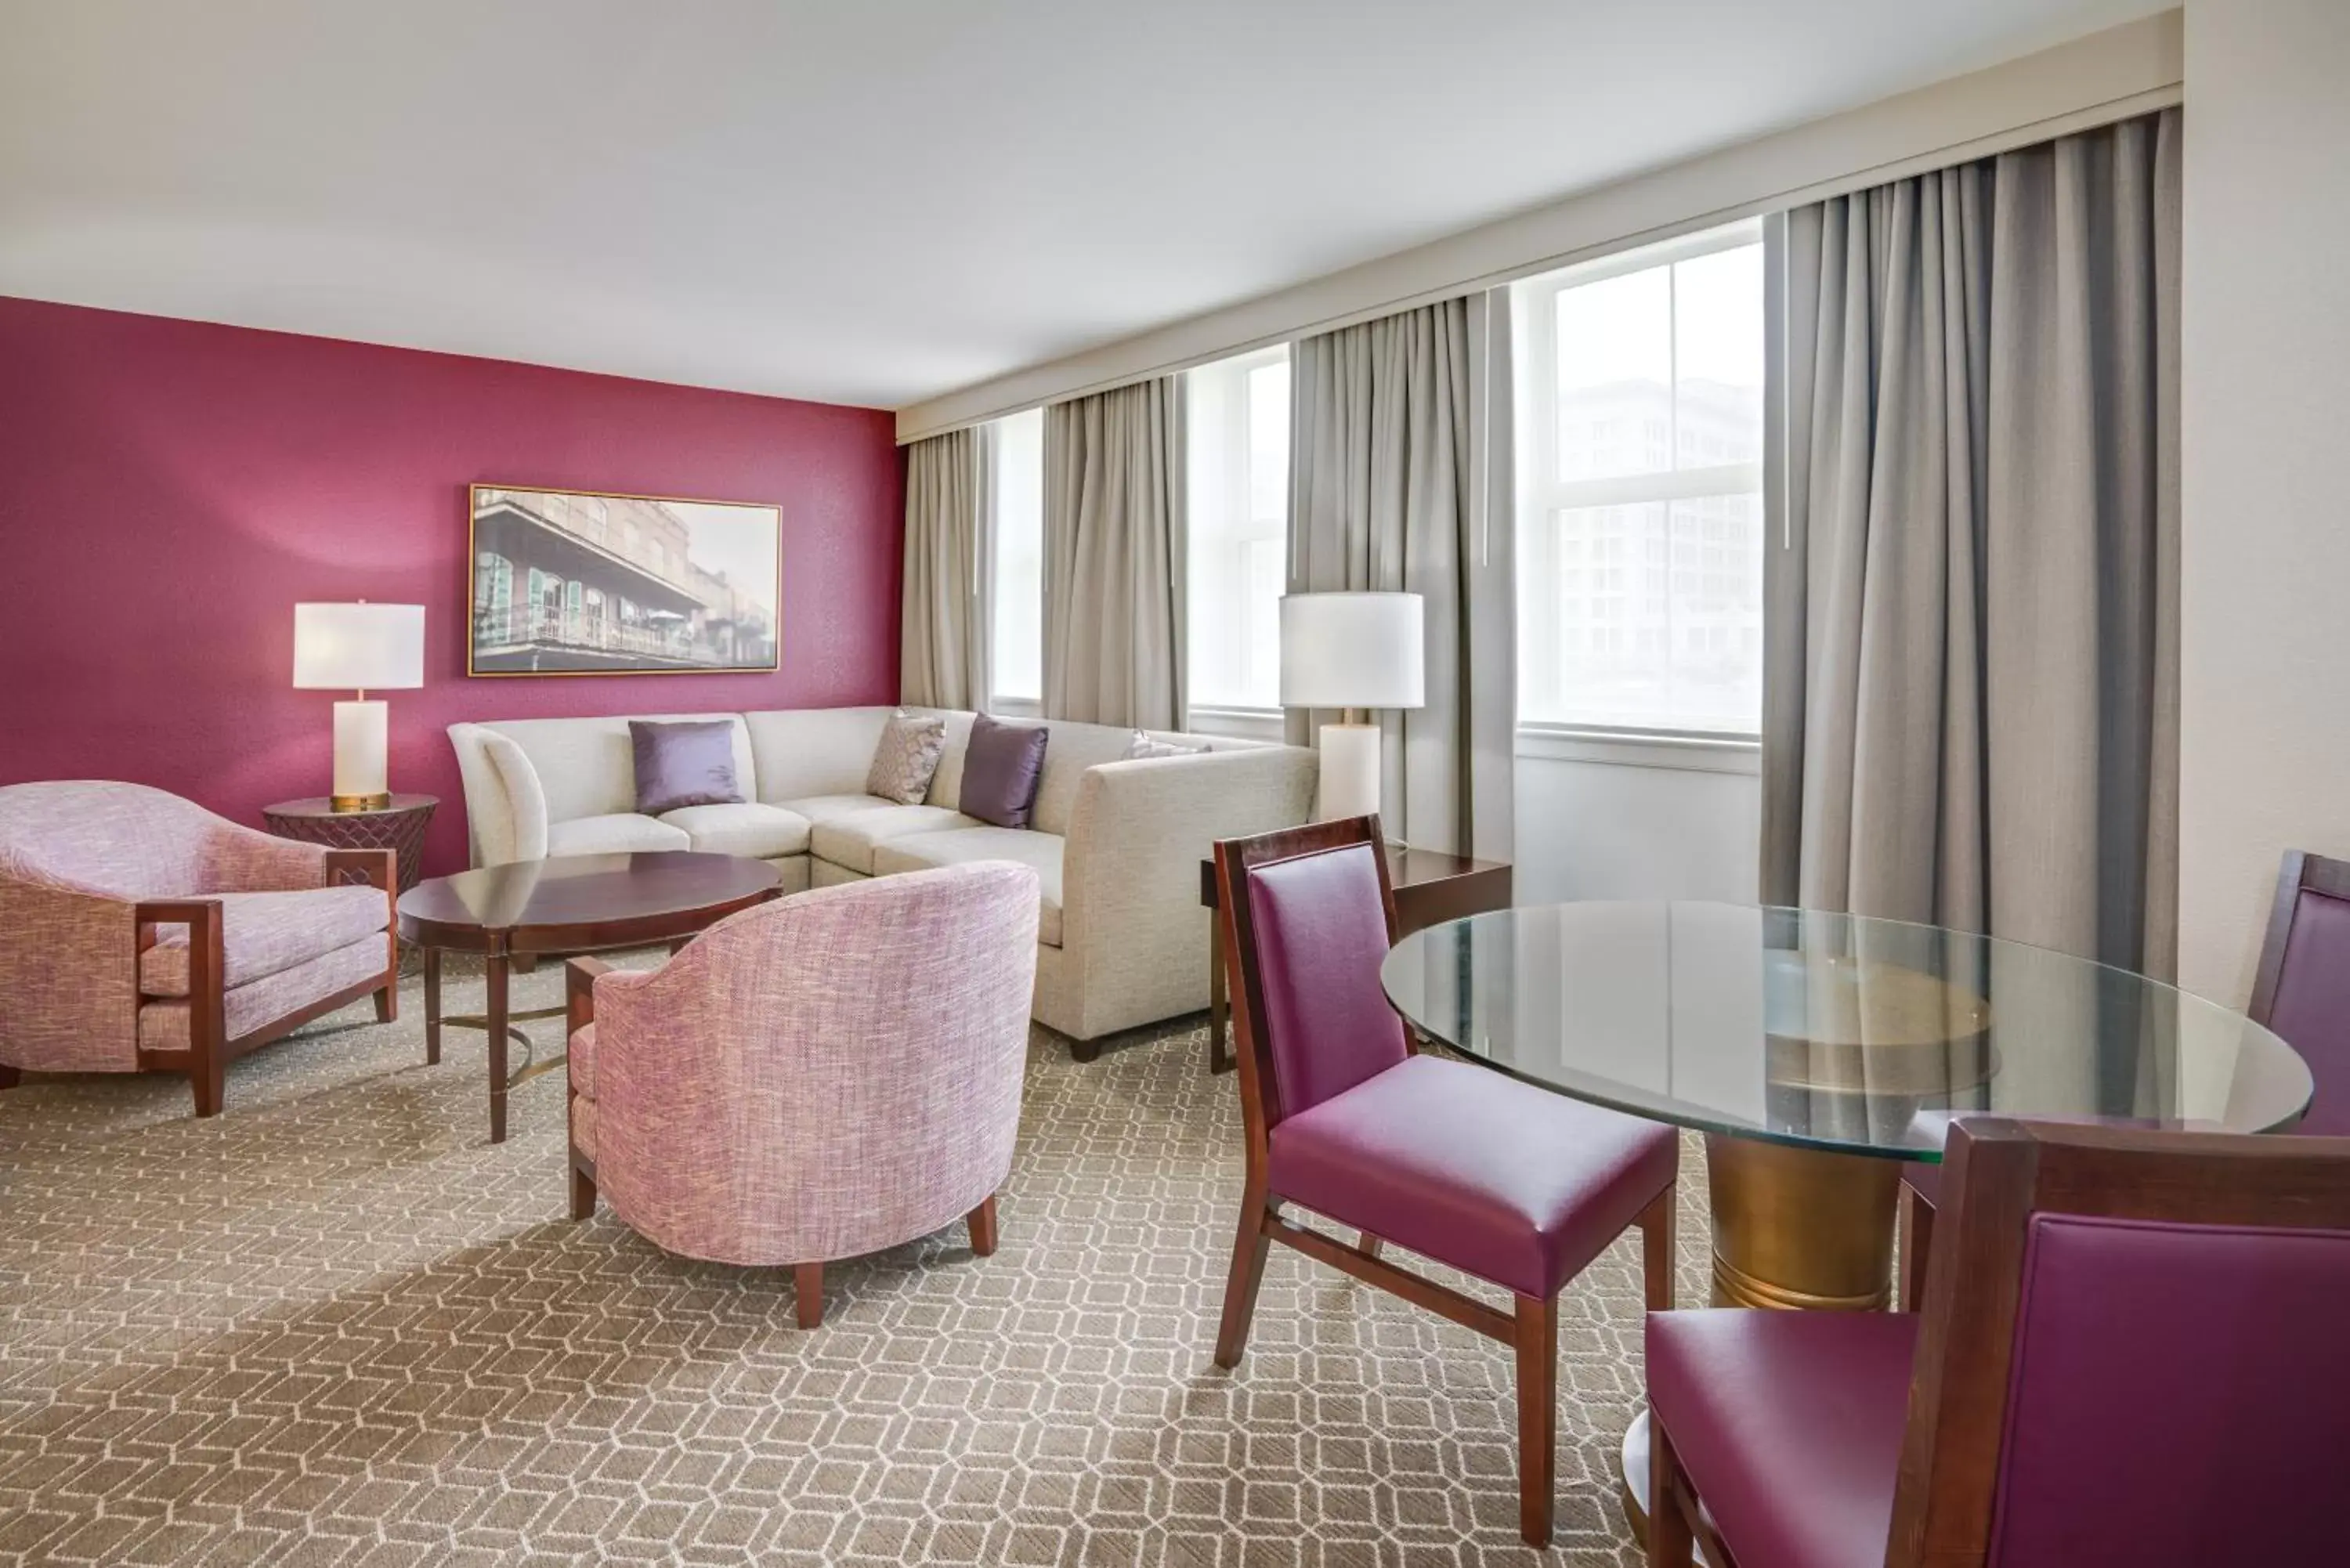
left=1514, top=724, right=1761, bottom=775
left=1185, top=705, right=1285, bottom=742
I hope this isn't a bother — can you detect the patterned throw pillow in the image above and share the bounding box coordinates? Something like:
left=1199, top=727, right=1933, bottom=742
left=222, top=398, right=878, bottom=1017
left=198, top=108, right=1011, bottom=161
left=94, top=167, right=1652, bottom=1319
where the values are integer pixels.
left=866, top=711, right=949, bottom=804
left=1126, top=731, right=1210, bottom=761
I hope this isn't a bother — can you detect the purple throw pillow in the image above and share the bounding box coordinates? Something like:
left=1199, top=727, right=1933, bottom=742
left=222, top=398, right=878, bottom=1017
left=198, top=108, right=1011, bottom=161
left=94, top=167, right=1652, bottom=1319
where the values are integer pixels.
left=959, top=714, right=1050, bottom=829
left=630, top=720, right=743, bottom=815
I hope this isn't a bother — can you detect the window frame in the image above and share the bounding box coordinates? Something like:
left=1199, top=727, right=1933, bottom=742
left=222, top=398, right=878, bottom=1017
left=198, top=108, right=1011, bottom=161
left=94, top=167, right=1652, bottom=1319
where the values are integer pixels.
left=1515, top=218, right=1768, bottom=745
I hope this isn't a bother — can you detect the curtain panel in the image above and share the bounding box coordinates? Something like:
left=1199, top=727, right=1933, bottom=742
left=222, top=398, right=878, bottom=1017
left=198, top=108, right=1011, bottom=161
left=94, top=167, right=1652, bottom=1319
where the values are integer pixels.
left=1762, top=107, right=2181, bottom=976
left=899, top=426, right=993, bottom=711
left=1287, top=293, right=1515, bottom=859
left=1041, top=378, right=1187, bottom=729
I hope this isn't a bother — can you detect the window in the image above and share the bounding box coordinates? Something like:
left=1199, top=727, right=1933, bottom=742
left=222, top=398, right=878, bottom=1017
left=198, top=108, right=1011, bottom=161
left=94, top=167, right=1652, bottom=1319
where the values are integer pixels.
left=990, top=407, right=1045, bottom=705
left=1512, top=221, right=1766, bottom=735
left=1186, top=345, right=1290, bottom=710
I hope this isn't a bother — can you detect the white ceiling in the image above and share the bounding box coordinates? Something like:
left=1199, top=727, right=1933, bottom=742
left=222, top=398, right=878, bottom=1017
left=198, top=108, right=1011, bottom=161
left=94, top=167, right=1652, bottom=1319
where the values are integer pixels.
left=0, top=0, right=2166, bottom=410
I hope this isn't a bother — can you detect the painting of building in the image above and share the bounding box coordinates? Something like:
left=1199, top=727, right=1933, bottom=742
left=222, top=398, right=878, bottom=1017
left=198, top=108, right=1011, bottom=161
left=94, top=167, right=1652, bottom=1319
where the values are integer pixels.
left=468, top=486, right=780, bottom=675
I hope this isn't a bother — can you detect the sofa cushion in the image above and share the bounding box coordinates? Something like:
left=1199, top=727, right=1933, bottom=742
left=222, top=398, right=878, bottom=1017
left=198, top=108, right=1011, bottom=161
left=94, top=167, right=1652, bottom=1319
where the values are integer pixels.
left=959, top=715, right=1050, bottom=829
left=776, top=793, right=903, bottom=825
left=656, top=802, right=811, bottom=859
left=810, top=805, right=978, bottom=875
left=545, top=813, right=692, bottom=857
left=742, top=707, right=895, bottom=803
left=139, top=885, right=390, bottom=996
left=872, top=827, right=1065, bottom=948
left=630, top=719, right=744, bottom=814
left=137, top=935, right=389, bottom=1048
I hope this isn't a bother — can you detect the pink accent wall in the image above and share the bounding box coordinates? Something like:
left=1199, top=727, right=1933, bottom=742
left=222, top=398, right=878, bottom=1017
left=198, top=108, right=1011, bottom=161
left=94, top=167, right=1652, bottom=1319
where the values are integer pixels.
left=0, top=296, right=904, bottom=875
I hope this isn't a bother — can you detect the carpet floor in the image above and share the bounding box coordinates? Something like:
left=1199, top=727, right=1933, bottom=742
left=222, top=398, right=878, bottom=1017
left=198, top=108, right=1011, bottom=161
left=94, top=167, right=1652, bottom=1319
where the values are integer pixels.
left=0, top=955, right=1710, bottom=1566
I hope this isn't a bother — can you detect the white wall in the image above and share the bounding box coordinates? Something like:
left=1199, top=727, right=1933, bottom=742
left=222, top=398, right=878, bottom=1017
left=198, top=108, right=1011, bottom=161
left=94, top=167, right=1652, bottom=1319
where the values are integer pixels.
left=1513, top=739, right=1760, bottom=905
left=2177, top=0, right=2350, bottom=1002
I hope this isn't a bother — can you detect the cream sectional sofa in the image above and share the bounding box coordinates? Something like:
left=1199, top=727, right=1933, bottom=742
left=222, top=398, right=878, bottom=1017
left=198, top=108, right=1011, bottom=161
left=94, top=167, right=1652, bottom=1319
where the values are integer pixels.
left=446, top=706, right=1316, bottom=1051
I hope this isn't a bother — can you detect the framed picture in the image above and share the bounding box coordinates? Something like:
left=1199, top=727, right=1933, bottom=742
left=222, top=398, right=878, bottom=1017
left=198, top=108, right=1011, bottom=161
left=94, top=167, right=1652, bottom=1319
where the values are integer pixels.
left=468, top=485, right=781, bottom=676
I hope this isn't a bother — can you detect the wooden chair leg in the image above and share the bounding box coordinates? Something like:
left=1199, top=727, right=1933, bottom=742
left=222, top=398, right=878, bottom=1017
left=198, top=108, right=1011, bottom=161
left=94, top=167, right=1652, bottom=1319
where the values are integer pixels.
left=569, top=1164, right=597, bottom=1221
left=1647, top=1411, right=1695, bottom=1568
left=1898, top=1180, right=1936, bottom=1313
left=794, top=1262, right=823, bottom=1330
left=967, top=1194, right=999, bottom=1257
left=1514, top=1292, right=1558, bottom=1548
left=374, top=981, right=397, bottom=1024
left=1639, top=1186, right=1676, bottom=1311
left=1213, top=1195, right=1274, bottom=1369
left=0, top=1064, right=20, bottom=1092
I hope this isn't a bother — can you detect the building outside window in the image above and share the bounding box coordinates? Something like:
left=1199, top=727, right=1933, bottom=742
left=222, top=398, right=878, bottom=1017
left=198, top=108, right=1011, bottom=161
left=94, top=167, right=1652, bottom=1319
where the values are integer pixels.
left=1185, top=345, right=1290, bottom=714
left=989, top=407, right=1046, bottom=706
left=1511, top=220, right=1766, bottom=735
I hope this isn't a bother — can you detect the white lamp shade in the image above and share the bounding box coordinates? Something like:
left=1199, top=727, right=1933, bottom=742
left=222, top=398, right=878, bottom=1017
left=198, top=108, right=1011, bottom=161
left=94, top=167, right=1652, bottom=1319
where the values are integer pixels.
left=1278, top=592, right=1424, bottom=710
left=293, top=603, right=425, bottom=690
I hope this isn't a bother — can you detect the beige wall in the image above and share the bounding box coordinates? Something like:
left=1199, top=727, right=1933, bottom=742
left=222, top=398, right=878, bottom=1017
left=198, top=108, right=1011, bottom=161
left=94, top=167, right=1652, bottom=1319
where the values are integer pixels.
left=2178, top=0, right=2350, bottom=1000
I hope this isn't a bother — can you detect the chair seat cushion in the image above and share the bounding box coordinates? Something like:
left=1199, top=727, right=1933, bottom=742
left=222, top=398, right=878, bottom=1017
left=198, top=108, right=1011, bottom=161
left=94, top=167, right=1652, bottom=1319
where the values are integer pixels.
left=1266, top=1053, right=1678, bottom=1298
left=657, top=801, right=812, bottom=859
left=545, top=812, right=692, bottom=858
left=569, top=1022, right=598, bottom=1101
left=140, top=885, right=389, bottom=995
left=808, top=804, right=979, bottom=875
left=1647, top=1309, right=1919, bottom=1568
left=137, top=935, right=389, bottom=1049
left=871, top=827, right=1065, bottom=947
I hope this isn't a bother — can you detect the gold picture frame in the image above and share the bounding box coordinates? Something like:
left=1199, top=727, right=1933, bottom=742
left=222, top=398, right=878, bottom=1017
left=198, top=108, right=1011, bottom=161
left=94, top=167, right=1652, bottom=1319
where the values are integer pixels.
left=467, top=483, right=782, bottom=677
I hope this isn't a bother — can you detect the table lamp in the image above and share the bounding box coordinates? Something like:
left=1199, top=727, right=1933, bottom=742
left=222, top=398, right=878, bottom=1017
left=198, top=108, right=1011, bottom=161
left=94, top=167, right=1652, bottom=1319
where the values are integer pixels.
left=293, top=602, right=425, bottom=811
left=1278, top=591, right=1424, bottom=823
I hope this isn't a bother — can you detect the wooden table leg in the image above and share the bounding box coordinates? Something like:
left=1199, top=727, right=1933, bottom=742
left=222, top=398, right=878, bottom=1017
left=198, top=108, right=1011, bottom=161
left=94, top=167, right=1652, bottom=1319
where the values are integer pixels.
left=423, top=947, right=443, bottom=1066
left=486, top=942, right=510, bottom=1145
left=1207, top=918, right=1232, bottom=1075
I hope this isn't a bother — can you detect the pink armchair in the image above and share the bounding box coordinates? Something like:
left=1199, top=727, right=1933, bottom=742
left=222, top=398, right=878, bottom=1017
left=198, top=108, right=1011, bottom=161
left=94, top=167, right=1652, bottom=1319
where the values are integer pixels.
left=0, top=780, right=400, bottom=1116
left=565, top=861, right=1040, bottom=1328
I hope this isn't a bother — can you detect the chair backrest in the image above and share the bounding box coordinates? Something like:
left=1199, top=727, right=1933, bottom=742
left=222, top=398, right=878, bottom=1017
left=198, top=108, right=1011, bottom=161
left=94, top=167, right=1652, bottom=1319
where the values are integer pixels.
left=593, top=860, right=1040, bottom=1266
left=0, top=780, right=237, bottom=897
left=1213, top=818, right=1408, bottom=1143
left=2247, top=849, right=2350, bottom=1135
left=1889, top=1118, right=2350, bottom=1568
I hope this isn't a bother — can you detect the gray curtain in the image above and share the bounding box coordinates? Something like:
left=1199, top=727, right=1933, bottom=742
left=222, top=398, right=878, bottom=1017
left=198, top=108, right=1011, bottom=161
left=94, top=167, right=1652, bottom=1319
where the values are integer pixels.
left=1042, top=378, right=1187, bottom=728
left=1287, top=294, right=1514, bottom=858
left=899, top=426, right=992, bottom=710
left=1762, top=107, right=2181, bottom=976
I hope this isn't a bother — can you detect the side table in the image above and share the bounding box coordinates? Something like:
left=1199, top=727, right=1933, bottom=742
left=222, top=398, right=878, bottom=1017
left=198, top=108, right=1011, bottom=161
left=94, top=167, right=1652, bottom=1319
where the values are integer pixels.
left=264, top=794, right=439, bottom=894
left=1198, top=843, right=1511, bottom=1074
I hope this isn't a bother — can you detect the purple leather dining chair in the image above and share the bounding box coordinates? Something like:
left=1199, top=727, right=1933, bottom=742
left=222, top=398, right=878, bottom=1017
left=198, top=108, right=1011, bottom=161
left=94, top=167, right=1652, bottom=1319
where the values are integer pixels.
left=1211, top=817, right=1679, bottom=1548
left=1897, top=847, right=2350, bottom=1311
left=1647, top=1117, right=2350, bottom=1568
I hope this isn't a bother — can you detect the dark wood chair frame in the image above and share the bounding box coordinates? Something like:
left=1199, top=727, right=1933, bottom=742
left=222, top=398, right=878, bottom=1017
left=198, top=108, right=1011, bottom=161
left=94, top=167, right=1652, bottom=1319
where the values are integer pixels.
left=45, top=847, right=404, bottom=1118
left=562, top=954, right=1000, bottom=1331
left=1211, top=815, right=1675, bottom=1548
left=1654, top=1118, right=2350, bottom=1568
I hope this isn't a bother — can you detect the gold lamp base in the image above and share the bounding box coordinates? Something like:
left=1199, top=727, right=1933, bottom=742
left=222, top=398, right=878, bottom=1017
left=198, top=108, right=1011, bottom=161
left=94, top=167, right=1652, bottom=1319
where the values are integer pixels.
left=330, top=792, right=392, bottom=813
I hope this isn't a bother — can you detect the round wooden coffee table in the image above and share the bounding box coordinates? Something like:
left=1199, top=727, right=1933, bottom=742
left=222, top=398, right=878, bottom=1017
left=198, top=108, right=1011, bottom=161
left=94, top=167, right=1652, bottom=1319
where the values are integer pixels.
left=398, top=851, right=783, bottom=1143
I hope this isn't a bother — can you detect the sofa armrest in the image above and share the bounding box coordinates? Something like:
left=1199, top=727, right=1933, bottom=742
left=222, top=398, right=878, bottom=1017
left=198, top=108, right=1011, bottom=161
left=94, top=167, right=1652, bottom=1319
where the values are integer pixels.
left=1058, top=745, right=1317, bottom=1038
left=448, top=723, right=550, bottom=867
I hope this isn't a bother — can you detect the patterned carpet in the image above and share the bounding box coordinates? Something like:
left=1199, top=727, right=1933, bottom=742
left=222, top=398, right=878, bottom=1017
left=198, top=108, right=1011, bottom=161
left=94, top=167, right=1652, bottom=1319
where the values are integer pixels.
left=0, top=954, right=1711, bottom=1566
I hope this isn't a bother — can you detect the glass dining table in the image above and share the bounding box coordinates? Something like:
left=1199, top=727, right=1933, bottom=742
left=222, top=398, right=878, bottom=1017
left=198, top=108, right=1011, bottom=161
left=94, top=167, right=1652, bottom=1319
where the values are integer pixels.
left=1379, top=901, right=2313, bottom=1534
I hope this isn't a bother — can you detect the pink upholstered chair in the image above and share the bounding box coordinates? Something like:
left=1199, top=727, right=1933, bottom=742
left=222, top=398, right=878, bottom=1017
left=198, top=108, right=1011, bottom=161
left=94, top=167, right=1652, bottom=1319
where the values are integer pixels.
left=0, top=780, right=400, bottom=1116
left=564, top=861, right=1039, bottom=1328
left=1211, top=818, right=1679, bottom=1548
left=1648, top=1118, right=2350, bottom=1568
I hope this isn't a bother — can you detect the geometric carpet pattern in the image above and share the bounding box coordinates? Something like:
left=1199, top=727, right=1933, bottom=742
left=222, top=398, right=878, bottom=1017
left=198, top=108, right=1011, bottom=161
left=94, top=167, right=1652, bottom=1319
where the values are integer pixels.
left=0, top=952, right=1712, bottom=1566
